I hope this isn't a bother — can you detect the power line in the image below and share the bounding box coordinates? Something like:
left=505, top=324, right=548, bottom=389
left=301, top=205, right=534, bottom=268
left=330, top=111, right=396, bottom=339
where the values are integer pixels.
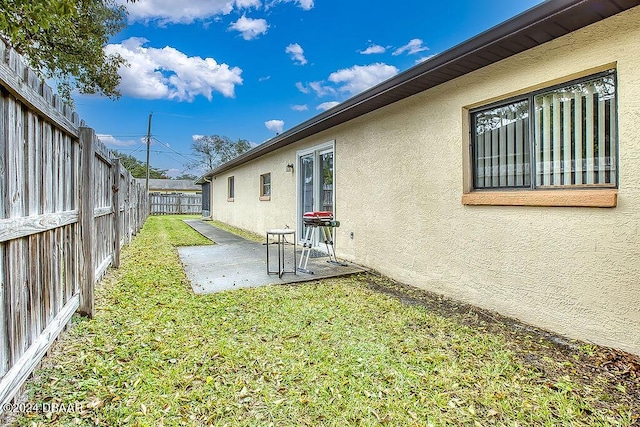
left=108, top=133, right=205, bottom=175
left=113, top=148, right=180, bottom=155
left=131, top=143, right=145, bottom=154
left=111, top=145, right=196, bottom=170
left=151, top=136, right=199, bottom=163
left=157, top=152, right=189, bottom=168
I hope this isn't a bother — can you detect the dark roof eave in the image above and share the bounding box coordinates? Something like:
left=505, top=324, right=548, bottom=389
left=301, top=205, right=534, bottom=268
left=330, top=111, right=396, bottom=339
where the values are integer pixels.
left=208, top=0, right=638, bottom=177
left=195, top=174, right=213, bottom=185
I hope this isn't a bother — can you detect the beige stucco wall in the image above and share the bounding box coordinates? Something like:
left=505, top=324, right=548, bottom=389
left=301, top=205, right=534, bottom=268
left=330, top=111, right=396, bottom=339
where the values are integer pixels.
left=212, top=7, right=640, bottom=355
left=211, top=136, right=335, bottom=234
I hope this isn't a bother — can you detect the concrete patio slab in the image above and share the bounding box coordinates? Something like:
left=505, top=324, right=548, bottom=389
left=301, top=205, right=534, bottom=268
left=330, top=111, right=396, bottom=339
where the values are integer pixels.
left=179, top=220, right=366, bottom=294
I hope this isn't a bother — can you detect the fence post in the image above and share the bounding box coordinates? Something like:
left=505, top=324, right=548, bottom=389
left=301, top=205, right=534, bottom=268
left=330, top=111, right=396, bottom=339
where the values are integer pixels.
left=112, top=158, right=121, bottom=269
left=78, top=127, right=95, bottom=318
left=124, top=170, right=131, bottom=242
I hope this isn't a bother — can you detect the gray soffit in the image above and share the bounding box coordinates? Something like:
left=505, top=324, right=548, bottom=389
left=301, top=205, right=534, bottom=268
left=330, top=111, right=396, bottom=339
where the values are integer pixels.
left=208, top=0, right=639, bottom=177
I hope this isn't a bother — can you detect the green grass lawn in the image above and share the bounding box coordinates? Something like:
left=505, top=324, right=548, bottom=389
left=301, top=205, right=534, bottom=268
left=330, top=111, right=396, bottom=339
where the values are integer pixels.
left=11, top=216, right=638, bottom=426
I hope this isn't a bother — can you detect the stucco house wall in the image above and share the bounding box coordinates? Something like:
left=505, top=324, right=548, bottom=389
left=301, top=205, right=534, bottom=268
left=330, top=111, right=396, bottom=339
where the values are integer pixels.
left=210, top=7, right=640, bottom=355
left=211, top=136, right=334, bottom=232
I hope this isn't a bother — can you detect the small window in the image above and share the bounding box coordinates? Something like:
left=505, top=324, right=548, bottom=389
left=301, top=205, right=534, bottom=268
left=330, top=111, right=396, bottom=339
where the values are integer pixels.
left=471, top=70, right=617, bottom=190
left=260, top=173, right=271, bottom=201
left=227, top=176, right=234, bottom=201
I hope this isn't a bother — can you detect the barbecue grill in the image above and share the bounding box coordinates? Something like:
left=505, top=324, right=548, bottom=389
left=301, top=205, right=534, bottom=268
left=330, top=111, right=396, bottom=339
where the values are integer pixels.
left=298, top=211, right=344, bottom=274
left=302, top=211, right=334, bottom=226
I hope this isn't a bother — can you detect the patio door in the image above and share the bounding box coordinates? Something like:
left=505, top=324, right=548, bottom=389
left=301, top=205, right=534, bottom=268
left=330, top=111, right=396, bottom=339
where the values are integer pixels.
left=297, top=142, right=334, bottom=245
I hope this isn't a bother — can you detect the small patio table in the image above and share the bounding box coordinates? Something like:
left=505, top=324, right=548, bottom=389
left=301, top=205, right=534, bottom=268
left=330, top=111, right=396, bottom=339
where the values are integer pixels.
left=266, top=229, right=296, bottom=278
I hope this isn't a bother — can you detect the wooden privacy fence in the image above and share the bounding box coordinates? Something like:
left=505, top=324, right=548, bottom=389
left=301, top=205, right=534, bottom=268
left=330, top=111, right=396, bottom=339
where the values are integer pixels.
left=0, top=41, right=148, bottom=409
left=150, top=193, right=202, bottom=215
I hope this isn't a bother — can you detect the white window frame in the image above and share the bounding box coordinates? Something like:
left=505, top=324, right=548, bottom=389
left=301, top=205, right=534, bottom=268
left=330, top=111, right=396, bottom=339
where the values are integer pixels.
left=227, top=176, right=234, bottom=201
left=260, top=172, right=271, bottom=201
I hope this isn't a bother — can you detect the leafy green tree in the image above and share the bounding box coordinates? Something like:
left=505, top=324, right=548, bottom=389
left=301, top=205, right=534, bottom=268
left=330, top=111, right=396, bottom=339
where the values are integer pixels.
left=175, top=173, right=198, bottom=181
left=189, top=135, right=252, bottom=172
left=112, top=150, right=169, bottom=179
left=0, top=0, right=134, bottom=104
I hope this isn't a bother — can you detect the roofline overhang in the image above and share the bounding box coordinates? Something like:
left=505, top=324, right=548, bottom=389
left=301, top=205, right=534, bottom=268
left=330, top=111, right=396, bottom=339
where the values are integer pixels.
left=206, top=0, right=639, bottom=177
left=195, top=174, right=213, bottom=185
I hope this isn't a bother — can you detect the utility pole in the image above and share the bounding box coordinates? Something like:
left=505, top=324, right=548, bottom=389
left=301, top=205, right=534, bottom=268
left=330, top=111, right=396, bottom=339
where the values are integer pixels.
left=145, top=112, right=153, bottom=194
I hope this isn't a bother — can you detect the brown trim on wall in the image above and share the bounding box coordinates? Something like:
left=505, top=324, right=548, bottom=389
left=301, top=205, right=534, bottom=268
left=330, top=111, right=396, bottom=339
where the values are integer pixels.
left=462, top=189, right=618, bottom=208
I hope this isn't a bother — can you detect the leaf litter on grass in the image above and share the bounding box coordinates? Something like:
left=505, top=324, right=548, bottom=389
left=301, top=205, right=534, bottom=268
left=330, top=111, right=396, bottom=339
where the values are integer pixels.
left=8, top=215, right=639, bottom=426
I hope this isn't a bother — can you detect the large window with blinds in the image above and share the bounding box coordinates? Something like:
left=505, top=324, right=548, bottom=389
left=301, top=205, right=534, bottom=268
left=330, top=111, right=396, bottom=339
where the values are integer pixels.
left=471, top=70, right=617, bottom=190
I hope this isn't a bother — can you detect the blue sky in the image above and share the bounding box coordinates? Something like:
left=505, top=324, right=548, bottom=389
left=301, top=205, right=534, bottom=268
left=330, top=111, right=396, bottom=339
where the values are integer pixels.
left=75, top=0, right=543, bottom=177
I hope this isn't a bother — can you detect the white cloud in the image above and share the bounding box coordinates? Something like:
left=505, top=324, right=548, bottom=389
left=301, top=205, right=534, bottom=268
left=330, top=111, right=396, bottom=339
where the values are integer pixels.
left=258, top=75, right=271, bottom=82
left=359, top=44, right=386, bottom=55
left=265, top=119, right=284, bottom=134
left=393, top=38, right=429, bottom=56
left=105, top=37, right=243, bottom=101
left=295, top=64, right=398, bottom=102
left=117, top=0, right=262, bottom=24
left=415, top=54, right=436, bottom=65
left=98, top=134, right=140, bottom=147
left=309, top=81, right=336, bottom=97
left=192, top=134, right=205, bottom=141
left=328, top=63, right=398, bottom=96
left=296, top=0, right=314, bottom=9
left=285, top=43, right=307, bottom=65
left=295, top=82, right=309, bottom=94
left=296, top=81, right=335, bottom=97
left=266, top=0, right=314, bottom=10
left=316, top=102, right=340, bottom=111
left=291, top=104, right=308, bottom=111
left=166, top=168, right=181, bottom=178
left=236, top=0, right=262, bottom=8
left=229, top=15, right=269, bottom=40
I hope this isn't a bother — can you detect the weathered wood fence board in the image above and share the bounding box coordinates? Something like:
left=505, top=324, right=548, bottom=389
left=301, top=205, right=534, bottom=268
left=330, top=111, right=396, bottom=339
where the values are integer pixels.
left=150, top=193, right=202, bottom=215
left=0, top=41, right=149, bottom=409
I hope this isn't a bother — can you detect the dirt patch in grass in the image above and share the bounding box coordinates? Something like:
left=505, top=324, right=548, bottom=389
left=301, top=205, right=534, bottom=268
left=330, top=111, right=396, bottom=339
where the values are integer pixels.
left=365, top=273, right=640, bottom=423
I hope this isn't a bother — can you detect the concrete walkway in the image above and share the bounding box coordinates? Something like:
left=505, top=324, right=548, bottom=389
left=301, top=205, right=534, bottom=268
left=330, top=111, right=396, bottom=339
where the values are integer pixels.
left=178, top=220, right=366, bottom=294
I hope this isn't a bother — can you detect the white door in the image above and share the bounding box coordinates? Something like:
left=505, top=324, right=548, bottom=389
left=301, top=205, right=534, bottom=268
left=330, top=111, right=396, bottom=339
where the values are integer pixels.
left=297, top=143, right=334, bottom=244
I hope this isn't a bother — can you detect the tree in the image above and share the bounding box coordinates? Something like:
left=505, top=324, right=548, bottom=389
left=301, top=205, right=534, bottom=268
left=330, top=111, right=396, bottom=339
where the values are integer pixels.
left=112, top=150, right=169, bottom=179
left=0, top=0, right=134, bottom=104
left=175, top=173, right=198, bottom=181
left=189, top=135, right=252, bottom=172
